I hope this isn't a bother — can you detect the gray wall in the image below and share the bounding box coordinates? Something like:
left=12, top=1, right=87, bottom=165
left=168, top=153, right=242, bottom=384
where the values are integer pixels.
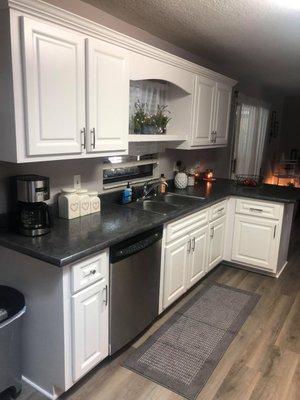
left=279, top=96, right=300, bottom=158
left=0, top=145, right=233, bottom=213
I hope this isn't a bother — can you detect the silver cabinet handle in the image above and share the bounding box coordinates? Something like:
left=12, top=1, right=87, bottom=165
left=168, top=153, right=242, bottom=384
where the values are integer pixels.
left=217, top=207, right=224, bottom=213
left=90, top=127, right=96, bottom=149
left=273, top=225, right=277, bottom=239
left=90, top=269, right=96, bottom=275
left=249, top=207, right=263, bottom=213
left=103, top=285, right=108, bottom=306
left=214, top=130, right=217, bottom=143
left=210, top=227, right=214, bottom=238
left=187, top=239, right=191, bottom=253
left=192, top=237, right=196, bottom=252
left=80, top=127, right=86, bottom=149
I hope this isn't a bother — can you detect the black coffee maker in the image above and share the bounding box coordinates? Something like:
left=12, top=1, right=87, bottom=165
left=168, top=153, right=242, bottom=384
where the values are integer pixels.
left=15, top=175, right=51, bottom=237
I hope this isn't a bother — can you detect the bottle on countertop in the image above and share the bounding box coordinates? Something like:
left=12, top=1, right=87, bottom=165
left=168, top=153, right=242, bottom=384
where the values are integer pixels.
left=159, top=174, right=168, bottom=194
left=122, top=182, right=132, bottom=204
left=88, top=191, right=101, bottom=214
left=187, top=169, right=195, bottom=186
left=77, top=189, right=90, bottom=216
left=58, top=188, right=80, bottom=219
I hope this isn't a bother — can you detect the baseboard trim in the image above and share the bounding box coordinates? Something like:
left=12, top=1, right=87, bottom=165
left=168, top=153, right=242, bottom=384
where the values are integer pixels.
left=22, top=376, right=58, bottom=400
left=221, top=260, right=277, bottom=277
left=275, top=261, right=288, bottom=278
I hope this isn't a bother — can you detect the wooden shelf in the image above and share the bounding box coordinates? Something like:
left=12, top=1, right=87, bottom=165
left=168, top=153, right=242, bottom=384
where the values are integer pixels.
left=128, top=134, right=187, bottom=142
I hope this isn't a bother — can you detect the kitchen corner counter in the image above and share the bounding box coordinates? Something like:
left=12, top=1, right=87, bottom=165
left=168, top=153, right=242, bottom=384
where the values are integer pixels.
left=0, top=179, right=299, bottom=267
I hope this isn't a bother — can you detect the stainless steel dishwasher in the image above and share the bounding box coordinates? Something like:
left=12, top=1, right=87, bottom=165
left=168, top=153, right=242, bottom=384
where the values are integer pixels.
left=109, top=226, right=163, bottom=354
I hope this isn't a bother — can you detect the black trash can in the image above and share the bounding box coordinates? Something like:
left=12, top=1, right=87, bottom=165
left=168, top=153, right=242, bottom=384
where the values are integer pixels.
left=0, top=286, right=25, bottom=399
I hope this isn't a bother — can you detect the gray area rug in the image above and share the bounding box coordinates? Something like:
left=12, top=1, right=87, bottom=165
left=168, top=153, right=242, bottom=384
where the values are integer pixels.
left=123, top=283, right=260, bottom=399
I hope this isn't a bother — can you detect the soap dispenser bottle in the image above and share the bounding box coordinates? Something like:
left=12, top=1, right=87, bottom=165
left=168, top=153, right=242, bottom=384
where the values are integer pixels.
left=122, top=182, right=132, bottom=204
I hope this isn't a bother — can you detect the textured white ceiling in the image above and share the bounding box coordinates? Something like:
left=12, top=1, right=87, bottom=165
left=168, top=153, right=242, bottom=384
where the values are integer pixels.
left=82, top=0, right=300, bottom=96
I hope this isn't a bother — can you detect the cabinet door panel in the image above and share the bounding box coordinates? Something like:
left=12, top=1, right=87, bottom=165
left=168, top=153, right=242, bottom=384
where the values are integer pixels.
left=214, top=83, right=232, bottom=145
left=191, top=76, right=215, bottom=146
left=87, top=38, right=129, bottom=153
left=163, top=235, right=189, bottom=308
left=232, top=215, right=279, bottom=271
left=188, top=225, right=208, bottom=288
left=208, top=216, right=226, bottom=271
left=72, top=280, right=108, bottom=381
left=21, top=17, right=85, bottom=156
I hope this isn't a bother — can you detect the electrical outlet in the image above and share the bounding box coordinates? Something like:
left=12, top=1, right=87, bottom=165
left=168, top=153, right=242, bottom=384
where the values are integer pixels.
left=74, top=175, right=81, bottom=189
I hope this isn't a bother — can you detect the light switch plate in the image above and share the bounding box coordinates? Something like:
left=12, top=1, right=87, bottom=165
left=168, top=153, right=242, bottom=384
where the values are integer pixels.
left=74, top=175, right=81, bottom=189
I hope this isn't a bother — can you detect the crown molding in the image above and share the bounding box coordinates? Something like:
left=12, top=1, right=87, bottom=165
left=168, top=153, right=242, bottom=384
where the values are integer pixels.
left=7, top=0, right=237, bottom=86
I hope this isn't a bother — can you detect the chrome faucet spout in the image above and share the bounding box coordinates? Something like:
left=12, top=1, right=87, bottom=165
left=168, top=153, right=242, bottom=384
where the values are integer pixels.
left=140, top=179, right=168, bottom=200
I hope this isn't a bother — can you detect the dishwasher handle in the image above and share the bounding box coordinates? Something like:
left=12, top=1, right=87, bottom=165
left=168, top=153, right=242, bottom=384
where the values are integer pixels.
left=110, top=227, right=163, bottom=263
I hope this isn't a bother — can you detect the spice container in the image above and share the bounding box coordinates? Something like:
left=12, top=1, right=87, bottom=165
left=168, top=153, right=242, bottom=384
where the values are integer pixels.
left=89, top=191, right=101, bottom=213
left=58, top=188, right=80, bottom=219
left=77, top=189, right=90, bottom=216
left=187, top=169, right=195, bottom=186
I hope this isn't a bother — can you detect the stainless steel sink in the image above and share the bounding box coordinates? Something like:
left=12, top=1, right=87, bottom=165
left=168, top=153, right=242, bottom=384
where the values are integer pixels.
left=127, top=193, right=207, bottom=215
left=130, top=200, right=178, bottom=215
left=161, top=193, right=206, bottom=206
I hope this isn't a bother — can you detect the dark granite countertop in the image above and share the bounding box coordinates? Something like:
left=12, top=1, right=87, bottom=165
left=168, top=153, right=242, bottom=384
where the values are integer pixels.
left=0, top=179, right=299, bottom=267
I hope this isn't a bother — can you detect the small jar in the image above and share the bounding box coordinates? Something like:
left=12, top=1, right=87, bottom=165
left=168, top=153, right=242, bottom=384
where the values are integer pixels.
left=187, top=169, right=195, bottom=187
left=58, top=188, right=80, bottom=219
left=89, top=191, right=101, bottom=214
left=77, top=189, right=90, bottom=216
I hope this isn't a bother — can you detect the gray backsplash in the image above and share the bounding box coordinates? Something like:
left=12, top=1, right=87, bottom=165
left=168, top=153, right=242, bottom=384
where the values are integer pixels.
left=0, top=147, right=231, bottom=213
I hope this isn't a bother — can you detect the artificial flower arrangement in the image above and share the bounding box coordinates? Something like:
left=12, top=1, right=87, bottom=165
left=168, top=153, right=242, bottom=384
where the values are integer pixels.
left=131, top=101, right=171, bottom=134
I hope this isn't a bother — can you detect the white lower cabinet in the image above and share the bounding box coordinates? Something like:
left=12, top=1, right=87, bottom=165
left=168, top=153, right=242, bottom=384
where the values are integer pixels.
left=231, top=214, right=280, bottom=272
left=162, top=204, right=226, bottom=310
left=208, top=215, right=226, bottom=272
left=72, top=279, right=108, bottom=381
left=188, top=225, right=208, bottom=288
left=163, top=234, right=190, bottom=308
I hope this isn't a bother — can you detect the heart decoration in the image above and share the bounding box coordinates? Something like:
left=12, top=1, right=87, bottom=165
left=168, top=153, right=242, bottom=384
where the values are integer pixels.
left=70, top=203, right=79, bottom=212
left=92, top=202, right=99, bottom=211
left=82, top=202, right=90, bottom=211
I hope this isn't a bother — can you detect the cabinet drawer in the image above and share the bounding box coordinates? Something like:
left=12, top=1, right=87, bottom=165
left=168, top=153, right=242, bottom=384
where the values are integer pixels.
left=210, top=200, right=227, bottom=222
left=165, top=209, right=209, bottom=243
left=235, top=198, right=283, bottom=220
left=71, top=251, right=108, bottom=294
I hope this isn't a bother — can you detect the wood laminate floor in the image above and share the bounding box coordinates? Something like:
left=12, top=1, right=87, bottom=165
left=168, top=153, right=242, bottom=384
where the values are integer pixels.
left=16, top=217, right=300, bottom=400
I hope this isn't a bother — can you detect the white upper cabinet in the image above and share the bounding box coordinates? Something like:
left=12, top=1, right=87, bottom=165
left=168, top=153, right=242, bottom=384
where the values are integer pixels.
left=191, top=75, right=216, bottom=146
left=0, top=3, right=236, bottom=162
left=190, top=79, right=232, bottom=148
left=214, top=82, right=232, bottom=145
left=21, top=17, right=86, bottom=156
left=87, top=38, right=129, bottom=153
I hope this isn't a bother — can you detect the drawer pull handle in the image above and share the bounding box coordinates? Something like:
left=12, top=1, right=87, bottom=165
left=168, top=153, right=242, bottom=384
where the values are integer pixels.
left=192, top=237, right=196, bottom=252
left=273, top=225, right=277, bottom=239
left=91, top=127, right=96, bottom=149
left=103, top=285, right=108, bottom=306
left=217, top=207, right=224, bottom=213
left=83, top=268, right=97, bottom=278
left=249, top=208, right=263, bottom=213
left=210, top=227, right=214, bottom=238
left=187, top=239, right=191, bottom=253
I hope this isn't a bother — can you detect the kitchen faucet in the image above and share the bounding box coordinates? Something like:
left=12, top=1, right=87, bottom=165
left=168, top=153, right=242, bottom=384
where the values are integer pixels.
left=139, top=179, right=168, bottom=201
